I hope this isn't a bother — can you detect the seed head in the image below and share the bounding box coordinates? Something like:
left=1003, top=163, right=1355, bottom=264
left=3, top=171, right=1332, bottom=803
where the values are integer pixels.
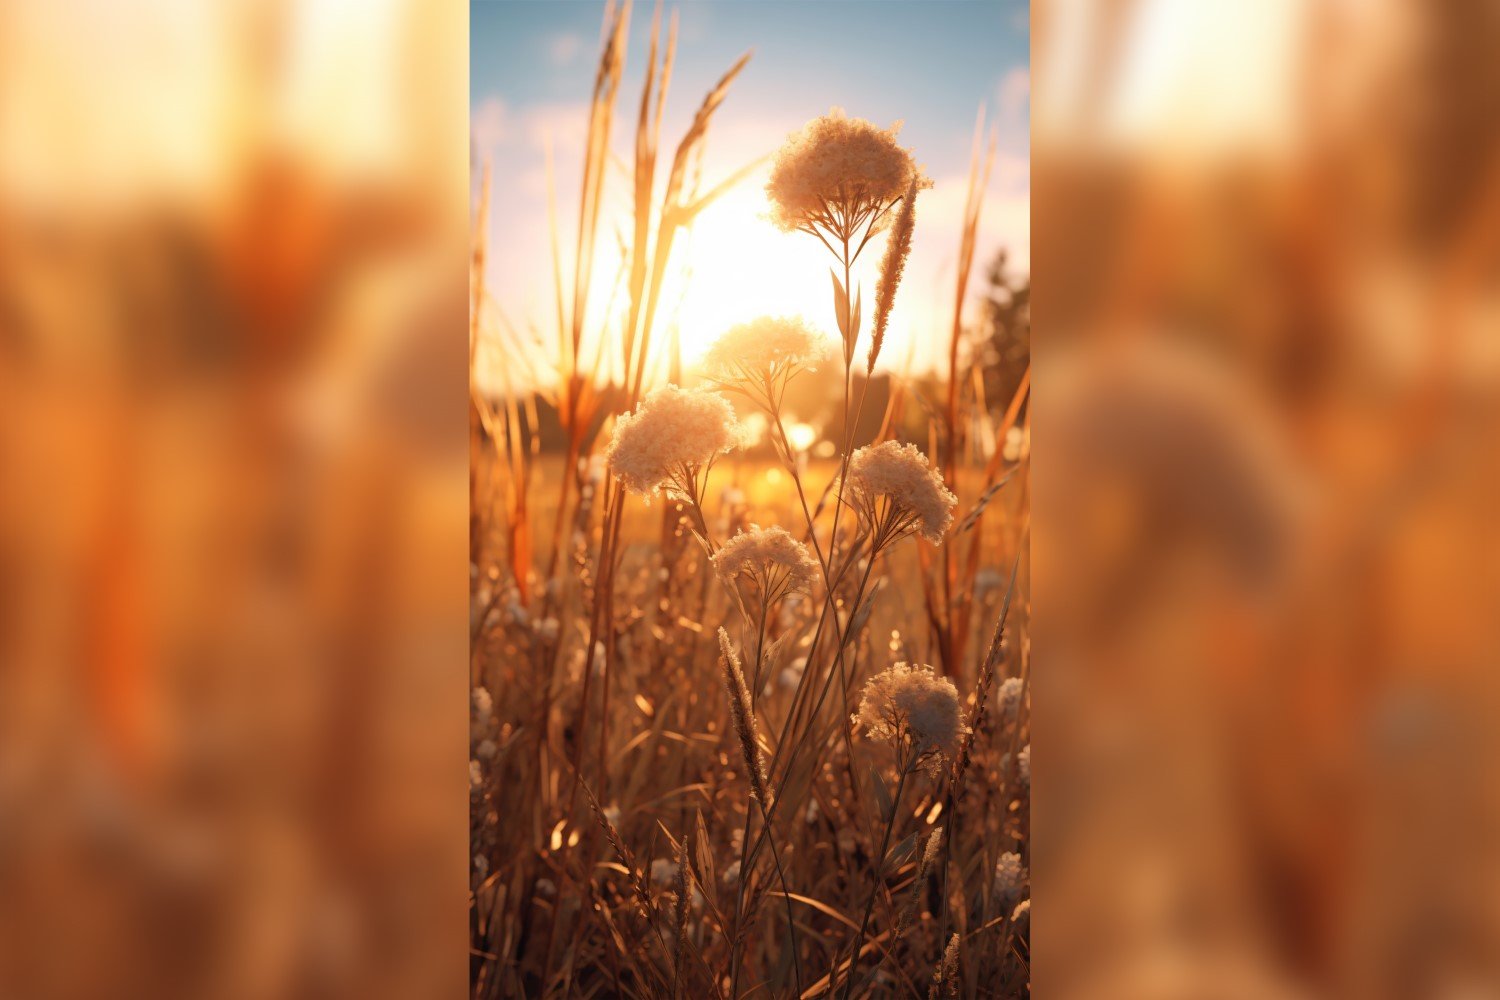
left=897, top=825, right=944, bottom=933
left=712, top=524, right=820, bottom=600
left=719, top=628, right=771, bottom=804
left=927, top=933, right=961, bottom=1000
left=766, top=109, right=929, bottom=237
left=869, top=176, right=919, bottom=375
left=701, top=315, right=831, bottom=391
left=605, top=384, right=745, bottom=500
left=997, top=676, right=1025, bottom=720
left=846, top=441, right=957, bottom=545
left=854, top=662, right=968, bottom=774
left=995, top=850, right=1027, bottom=905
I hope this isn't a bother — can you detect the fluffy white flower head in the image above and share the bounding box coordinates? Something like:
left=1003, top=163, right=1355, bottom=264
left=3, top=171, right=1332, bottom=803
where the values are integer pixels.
left=854, top=662, right=968, bottom=773
left=605, top=384, right=745, bottom=500
left=649, top=858, right=678, bottom=887
left=995, top=851, right=1027, bottom=904
left=701, top=316, right=831, bottom=389
left=997, top=676, right=1025, bottom=719
left=846, top=440, right=958, bottom=545
left=766, top=109, right=930, bottom=235
left=713, top=524, right=819, bottom=598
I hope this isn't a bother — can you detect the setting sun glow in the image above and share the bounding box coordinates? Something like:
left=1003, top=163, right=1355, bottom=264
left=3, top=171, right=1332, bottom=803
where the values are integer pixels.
left=666, top=185, right=878, bottom=367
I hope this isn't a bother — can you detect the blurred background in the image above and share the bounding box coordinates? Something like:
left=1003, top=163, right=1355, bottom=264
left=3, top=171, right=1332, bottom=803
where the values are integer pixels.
left=1034, top=0, right=1500, bottom=997
left=6, top=0, right=1500, bottom=996
left=0, top=1, right=468, bottom=998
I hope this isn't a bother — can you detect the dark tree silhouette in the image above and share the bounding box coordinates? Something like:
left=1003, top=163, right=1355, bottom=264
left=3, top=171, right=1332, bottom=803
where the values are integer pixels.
left=975, top=248, right=1030, bottom=418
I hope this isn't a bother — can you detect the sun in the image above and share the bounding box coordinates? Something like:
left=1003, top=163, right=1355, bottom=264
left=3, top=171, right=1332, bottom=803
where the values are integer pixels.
left=567, top=180, right=923, bottom=391
left=665, top=185, right=842, bottom=365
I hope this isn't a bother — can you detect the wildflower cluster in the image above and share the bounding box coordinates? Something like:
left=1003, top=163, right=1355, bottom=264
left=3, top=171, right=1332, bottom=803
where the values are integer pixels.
left=605, top=384, right=745, bottom=502
left=994, top=851, right=1027, bottom=905
left=854, top=662, right=968, bottom=775
left=713, top=525, right=819, bottom=603
left=702, top=316, right=831, bottom=403
left=846, top=440, right=958, bottom=546
left=766, top=108, right=929, bottom=248
left=997, top=676, right=1025, bottom=720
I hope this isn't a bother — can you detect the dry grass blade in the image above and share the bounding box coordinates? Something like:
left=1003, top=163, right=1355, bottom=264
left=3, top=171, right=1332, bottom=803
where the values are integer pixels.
left=571, top=0, right=631, bottom=364
left=693, top=809, right=717, bottom=905
left=621, top=1, right=666, bottom=384
left=661, top=51, right=752, bottom=212
left=681, top=152, right=769, bottom=220
left=952, top=547, right=1023, bottom=797
left=672, top=832, right=691, bottom=995
left=944, top=105, right=997, bottom=478
left=624, top=47, right=753, bottom=400
left=927, top=934, right=960, bottom=1000
left=868, top=176, right=918, bottom=375
left=788, top=922, right=899, bottom=999
left=582, top=775, right=654, bottom=923
left=896, top=826, right=944, bottom=934
left=953, top=469, right=1016, bottom=535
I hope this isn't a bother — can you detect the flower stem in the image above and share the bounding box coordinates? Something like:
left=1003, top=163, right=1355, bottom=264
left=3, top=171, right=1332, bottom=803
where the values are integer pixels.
left=727, top=800, right=756, bottom=999
left=756, top=795, right=804, bottom=996
left=840, top=753, right=912, bottom=999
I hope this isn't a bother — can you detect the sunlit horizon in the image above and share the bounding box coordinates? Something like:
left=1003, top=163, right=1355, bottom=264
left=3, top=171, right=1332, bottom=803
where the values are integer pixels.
left=471, top=0, right=1029, bottom=396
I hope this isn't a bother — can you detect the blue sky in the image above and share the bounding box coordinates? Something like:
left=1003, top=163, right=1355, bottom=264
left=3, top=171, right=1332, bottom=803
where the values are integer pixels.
left=471, top=0, right=1028, bottom=384
left=473, top=2, right=1028, bottom=153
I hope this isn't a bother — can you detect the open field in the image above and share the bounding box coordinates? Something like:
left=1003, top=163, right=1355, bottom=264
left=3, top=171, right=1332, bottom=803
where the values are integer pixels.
left=471, top=440, right=1029, bottom=998
left=470, top=3, right=1029, bottom=996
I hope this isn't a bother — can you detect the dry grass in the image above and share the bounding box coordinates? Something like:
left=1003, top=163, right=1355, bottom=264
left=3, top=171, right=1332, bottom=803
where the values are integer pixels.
left=470, top=5, right=1029, bottom=997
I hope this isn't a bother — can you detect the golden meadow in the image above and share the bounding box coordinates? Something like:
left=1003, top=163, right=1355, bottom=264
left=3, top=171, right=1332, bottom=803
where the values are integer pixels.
left=470, top=5, right=1028, bottom=996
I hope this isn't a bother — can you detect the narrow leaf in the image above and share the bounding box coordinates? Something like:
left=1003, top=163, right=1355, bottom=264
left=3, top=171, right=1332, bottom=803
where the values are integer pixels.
left=830, top=268, right=850, bottom=338
left=869, top=764, right=893, bottom=820
left=694, top=809, right=717, bottom=906
left=693, top=809, right=717, bottom=893
left=885, top=831, right=919, bottom=871
left=844, top=577, right=885, bottom=642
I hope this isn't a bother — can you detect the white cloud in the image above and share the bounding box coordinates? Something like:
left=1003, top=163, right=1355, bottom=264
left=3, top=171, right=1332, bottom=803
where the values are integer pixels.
left=549, top=32, right=583, bottom=67
left=997, top=66, right=1029, bottom=120
left=991, top=151, right=1030, bottom=194
left=471, top=96, right=509, bottom=157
